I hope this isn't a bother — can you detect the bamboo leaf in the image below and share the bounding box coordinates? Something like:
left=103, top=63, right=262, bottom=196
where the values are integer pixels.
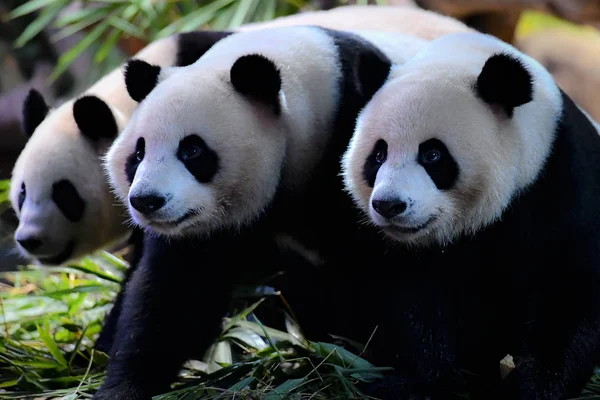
left=49, top=20, right=111, bottom=82
left=14, top=1, right=66, bottom=48
left=263, top=377, right=306, bottom=400
left=7, top=0, right=58, bottom=19
left=107, top=15, right=146, bottom=38
left=36, top=325, right=68, bottom=368
left=95, top=29, right=124, bottom=63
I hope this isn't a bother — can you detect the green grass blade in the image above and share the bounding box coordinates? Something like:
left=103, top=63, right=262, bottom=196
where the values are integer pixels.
left=36, top=325, right=68, bottom=368
left=49, top=20, right=111, bottom=82
left=7, top=0, right=58, bottom=19
left=14, top=1, right=66, bottom=48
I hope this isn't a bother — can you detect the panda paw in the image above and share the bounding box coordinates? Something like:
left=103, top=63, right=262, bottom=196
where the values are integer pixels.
left=360, top=376, right=438, bottom=400
left=93, top=383, right=150, bottom=400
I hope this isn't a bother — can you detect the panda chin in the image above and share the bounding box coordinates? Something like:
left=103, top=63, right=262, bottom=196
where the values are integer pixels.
left=37, top=240, right=76, bottom=266
left=143, top=209, right=203, bottom=236
left=380, top=214, right=439, bottom=240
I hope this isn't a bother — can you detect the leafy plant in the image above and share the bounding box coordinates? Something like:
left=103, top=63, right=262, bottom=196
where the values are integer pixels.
left=6, top=0, right=312, bottom=82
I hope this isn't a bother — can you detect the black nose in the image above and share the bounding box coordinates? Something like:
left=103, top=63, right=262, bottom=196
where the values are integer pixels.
left=372, top=199, right=407, bottom=219
left=17, top=238, right=43, bottom=252
left=130, top=194, right=166, bottom=215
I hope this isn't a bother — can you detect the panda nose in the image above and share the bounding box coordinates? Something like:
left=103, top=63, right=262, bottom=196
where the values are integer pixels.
left=17, top=237, right=43, bottom=252
left=129, top=194, right=166, bottom=215
left=372, top=199, right=407, bottom=219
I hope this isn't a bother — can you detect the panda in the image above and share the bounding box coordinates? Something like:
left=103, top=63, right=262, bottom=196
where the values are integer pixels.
left=92, top=25, right=435, bottom=400
left=9, top=3, right=470, bottom=359
left=10, top=30, right=232, bottom=267
left=336, top=31, right=600, bottom=399
left=9, top=4, right=471, bottom=268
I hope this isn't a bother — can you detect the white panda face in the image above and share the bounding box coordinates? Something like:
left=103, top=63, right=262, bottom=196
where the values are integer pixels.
left=343, top=33, right=563, bottom=247
left=10, top=92, right=130, bottom=265
left=344, top=80, right=506, bottom=246
left=106, top=64, right=286, bottom=238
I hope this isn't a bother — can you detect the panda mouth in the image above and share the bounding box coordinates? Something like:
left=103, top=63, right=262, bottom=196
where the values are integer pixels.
left=150, top=209, right=202, bottom=228
left=387, top=215, right=438, bottom=234
left=38, top=240, right=75, bottom=266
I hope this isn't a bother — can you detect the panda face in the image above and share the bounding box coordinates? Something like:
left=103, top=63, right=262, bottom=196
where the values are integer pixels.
left=106, top=72, right=286, bottom=238
left=344, top=80, right=504, bottom=246
left=343, top=33, right=563, bottom=246
left=10, top=94, right=130, bottom=265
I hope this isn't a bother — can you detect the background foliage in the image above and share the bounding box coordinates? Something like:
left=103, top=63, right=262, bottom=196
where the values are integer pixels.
left=5, top=0, right=314, bottom=81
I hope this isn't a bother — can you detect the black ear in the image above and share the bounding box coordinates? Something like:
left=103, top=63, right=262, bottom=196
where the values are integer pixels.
left=22, top=88, right=49, bottom=137
left=475, top=52, right=533, bottom=117
left=73, top=95, right=119, bottom=141
left=355, top=49, right=392, bottom=99
left=230, top=54, right=281, bottom=114
left=124, top=59, right=162, bottom=103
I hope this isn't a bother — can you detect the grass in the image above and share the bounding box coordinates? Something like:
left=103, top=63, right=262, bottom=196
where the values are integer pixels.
left=2, top=178, right=600, bottom=400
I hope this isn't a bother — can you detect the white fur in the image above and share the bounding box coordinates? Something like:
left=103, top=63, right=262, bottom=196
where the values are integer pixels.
left=10, top=35, right=181, bottom=264
left=11, top=5, right=470, bottom=262
left=342, top=32, right=564, bottom=247
left=105, top=26, right=433, bottom=238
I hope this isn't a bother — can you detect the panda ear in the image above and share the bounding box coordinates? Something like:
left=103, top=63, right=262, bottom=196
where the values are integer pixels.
left=475, top=52, right=534, bottom=117
left=230, top=54, right=281, bottom=114
left=355, top=49, right=391, bottom=99
left=124, top=59, right=162, bottom=103
left=73, top=95, right=119, bottom=141
left=22, top=88, right=49, bottom=137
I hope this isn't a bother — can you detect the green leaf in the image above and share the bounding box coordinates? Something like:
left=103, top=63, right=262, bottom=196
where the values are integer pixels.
left=227, top=376, right=254, bottom=392
left=95, top=29, right=124, bottom=63
left=263, top=377, right=306, bottom=400
left=14, top=1, right=67, bottom=48
left=107, top=15, right=146, bottom=38
left=63, top=262, right=122, bottom=284
left=50, top=20, right=111, bottom=82
left=51, top=10, right=109, bottom=42
left=54, top=6, right=111, bottom=28
left=7, top=0, right=58, bottom=19
left=36, top=324, right=68, bottom=368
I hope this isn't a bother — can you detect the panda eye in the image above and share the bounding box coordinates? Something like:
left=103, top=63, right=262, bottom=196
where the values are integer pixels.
left=18, top=182, right=26, bottom=210
left=420, top=149, right=441, bottom=165
left=134, top=137, right=145, bottom=162
left=180, top=145, right=201, bottom=161
left=135, top=150, right=144, bottom=162
left=375, top=149, right=386, bottom=164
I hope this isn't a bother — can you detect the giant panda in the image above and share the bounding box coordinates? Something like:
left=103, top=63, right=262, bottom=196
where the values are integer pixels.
left=9, top=3, right=471, bottom=360
left=9, top=4, right=471, bottom=268
left=93, top=25, right=433, bottom=400
left=334, top=31, right=600, bottom=399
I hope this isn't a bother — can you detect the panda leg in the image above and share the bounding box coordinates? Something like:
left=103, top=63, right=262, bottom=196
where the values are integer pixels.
left=92, top=234, right=234, bottom=400
left=499, top=298, right=600, bottom=399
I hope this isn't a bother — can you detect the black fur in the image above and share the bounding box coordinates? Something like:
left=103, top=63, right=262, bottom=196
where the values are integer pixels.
left=418, top=138, right=459, bottom=190
left=22, top=88, right=49, bottom=137
left=95, top=228, right=145, bottom=354
left=124, top=59, right=162, bottom=103
left=177, top=134, right=220, bottom=183
left=175, top=30, right=233, bottom=67
left=52, top=179, right=86, bottom=222
left=475, top=52, right=533, bottom=117
left=18, top=182, right=26, bottom=211
left=364, top=139, right=388, bottom=188
left=92, top=28, right=393, bottom=400
left=73, top=95, right=119, bottom=141
left=280, top=90, right=600, bottom=400
left=125, top=137, right=145, bottom=185
left=230, top=54, right=282, bottom=114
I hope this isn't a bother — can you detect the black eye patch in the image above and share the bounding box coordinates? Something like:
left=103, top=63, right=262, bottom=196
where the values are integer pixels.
left=363, top=139, right=387, bottom=188
left=177, top=134, right=219, bottom=183
left=18, top=182, right=26, bottom=211
left=417, top=138, right=459, bottom=190
left=125, top=137, right=145, bottom=185
left=52, top=179, right=86, bottom=222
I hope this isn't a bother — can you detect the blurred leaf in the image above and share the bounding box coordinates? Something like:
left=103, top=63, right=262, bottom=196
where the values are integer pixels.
left=50, top=20, right=111, bottom=82
left=7, top=0, right=58, bottom=19
left=37, top=324, right=68, bottom=368
left=263, top=377, right=306, bottom=400
left=14, top=1, right=68, bottom=48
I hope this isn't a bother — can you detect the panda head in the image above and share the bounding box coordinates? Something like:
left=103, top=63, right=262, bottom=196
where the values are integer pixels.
left=106, top=54, right=286, bottom=237
left=10, top=89, right=130, bottom=265
left=342, top=32, right=563, bottom=247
